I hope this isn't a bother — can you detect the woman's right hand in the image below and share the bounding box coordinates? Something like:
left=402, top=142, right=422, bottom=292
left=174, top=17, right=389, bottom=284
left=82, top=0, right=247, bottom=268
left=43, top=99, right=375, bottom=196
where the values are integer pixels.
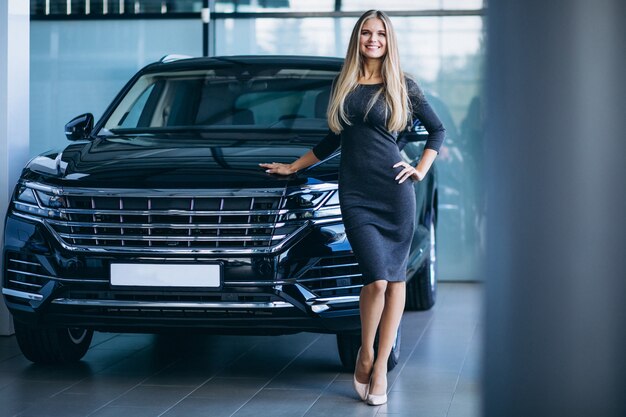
left=259, top=162, right=296, bottom=176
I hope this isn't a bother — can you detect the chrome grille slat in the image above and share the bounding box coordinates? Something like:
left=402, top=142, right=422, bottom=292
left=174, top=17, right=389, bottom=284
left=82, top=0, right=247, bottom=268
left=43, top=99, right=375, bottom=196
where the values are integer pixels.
left=8, top=259, right=40, bottom=267
left=7, top=268, right=56, bottom=280
left=307, top=262, right=359, bottom=270
left=296, top=273, right=362, bottom=283
left=55, top=208, right=303, bottom=216
left=57, top=233, right=285, bottom=242
left=8, top=280, right=42, bottom=289
left=315, top=284, right=363, bottom=292
left=47, top=220, right=287, bottom=229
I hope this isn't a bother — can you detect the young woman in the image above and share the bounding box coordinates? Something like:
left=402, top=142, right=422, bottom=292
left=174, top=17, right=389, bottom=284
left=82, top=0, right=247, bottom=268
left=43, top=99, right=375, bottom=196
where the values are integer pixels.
left=260, top=9, right=445, bottom=406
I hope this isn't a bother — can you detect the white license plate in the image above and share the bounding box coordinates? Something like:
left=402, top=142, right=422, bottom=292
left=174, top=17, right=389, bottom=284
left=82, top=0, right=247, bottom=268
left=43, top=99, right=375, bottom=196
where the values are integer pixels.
left=110, top=263, right=221, bottom=288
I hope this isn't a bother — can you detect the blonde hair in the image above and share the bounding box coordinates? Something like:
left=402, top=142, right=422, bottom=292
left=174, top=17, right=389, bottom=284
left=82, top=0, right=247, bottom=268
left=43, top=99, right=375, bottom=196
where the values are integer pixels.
left=327, top=9, right=410, bottom=134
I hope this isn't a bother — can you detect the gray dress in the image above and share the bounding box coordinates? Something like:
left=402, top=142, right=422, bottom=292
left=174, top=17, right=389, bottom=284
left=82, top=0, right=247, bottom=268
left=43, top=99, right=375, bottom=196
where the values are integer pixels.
left=312, top=78, right=445, bottom=285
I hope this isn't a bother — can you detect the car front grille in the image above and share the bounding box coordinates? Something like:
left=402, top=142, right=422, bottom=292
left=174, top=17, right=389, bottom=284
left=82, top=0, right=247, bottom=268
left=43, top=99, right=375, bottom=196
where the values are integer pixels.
left=46, top=190, right=309, bottom=253
left=296, top=255, right=364, bottom=297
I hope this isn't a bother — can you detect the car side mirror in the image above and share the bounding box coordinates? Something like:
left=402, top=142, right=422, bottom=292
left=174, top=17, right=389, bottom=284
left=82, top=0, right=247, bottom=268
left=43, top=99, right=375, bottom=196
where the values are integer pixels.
left=65, top=113, right=94, bottom=141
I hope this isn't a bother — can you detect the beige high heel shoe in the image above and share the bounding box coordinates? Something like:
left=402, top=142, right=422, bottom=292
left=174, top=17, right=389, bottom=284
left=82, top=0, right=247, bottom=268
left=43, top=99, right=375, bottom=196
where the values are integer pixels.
left=366, top=371, right=388, bottom=405
left=353, top=348, right=370, bottom=401
left=366, top=391, right=387, bottom=406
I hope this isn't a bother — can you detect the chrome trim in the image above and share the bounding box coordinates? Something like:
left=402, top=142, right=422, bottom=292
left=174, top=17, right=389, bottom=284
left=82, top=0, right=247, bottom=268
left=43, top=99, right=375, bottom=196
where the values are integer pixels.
left=13, top=201, right=40, bottom=210
left=307, top=262, right=359, bottom=270
left=50, top=299, right=295, bottom=309
left=8, top=280, right=42, bottom=289
left=7, top=268, right=54, bottom=280
left=56, top=207, right=286, bottom=216
left=47, top=219, right=289, bottom=229
left=22, top=181, right=286, bottom=197
left=21, top=181, right=61, bottom=194
left=310, top=216, right=343, bottom=225
left=285, top=183, right=338, bottom=195
left=6, top=268, right=108, bottom=283
left=12, top=211, right=45, bottom=223
left=8, top=258, right=41, bottom=267
left=316, top=284, right=363, bottom=292
left=223, top=280, right=290, bottom=286
left=311, top=295, right=361, bottom=304
left=296, top=273, right=362, bottom=283
left=2, top=288, right=43, bottom=301
left=56, top=232, right=285, bottom=242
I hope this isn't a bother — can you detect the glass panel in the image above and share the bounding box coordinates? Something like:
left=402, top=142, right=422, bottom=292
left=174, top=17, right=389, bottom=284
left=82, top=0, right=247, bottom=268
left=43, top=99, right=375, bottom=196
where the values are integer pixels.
left=217, top=18, right=348, bottom=56
left=340, top=0, right=484, bottom=11
left=30, top=19, right=202, bottom=153
left=216, top=0, right=335, bottom=13
left=100, top=68, right=337, bottom=132
left=118, top=83, right=155, bottom=127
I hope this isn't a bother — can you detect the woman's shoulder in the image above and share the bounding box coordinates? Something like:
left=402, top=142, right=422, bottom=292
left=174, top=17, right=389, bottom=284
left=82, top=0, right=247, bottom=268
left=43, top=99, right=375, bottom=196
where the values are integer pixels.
left=403, top=73, right=424, bottom=102
left=403, top=74, right=420, bottom=91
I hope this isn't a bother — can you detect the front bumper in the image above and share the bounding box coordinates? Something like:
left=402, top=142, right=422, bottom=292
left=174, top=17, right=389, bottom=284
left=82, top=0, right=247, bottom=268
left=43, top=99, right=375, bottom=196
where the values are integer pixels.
left=2, top=213, right=363, bottom=335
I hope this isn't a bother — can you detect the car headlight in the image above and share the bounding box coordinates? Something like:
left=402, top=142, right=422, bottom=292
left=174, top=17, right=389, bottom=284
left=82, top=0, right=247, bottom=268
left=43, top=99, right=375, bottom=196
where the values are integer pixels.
left=281, top=188, right=341, bottom=221
left=12, top=183, right=66, bottom=220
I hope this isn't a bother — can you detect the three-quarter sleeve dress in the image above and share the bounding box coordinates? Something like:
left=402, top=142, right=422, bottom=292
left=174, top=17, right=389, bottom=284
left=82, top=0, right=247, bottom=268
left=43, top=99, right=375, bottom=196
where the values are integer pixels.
left=312, top=77, right=445, bottom=284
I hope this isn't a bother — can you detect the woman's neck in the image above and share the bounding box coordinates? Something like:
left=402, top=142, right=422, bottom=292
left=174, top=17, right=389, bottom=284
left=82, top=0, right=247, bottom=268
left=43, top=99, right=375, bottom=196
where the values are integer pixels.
left=360, top=59, right=383, bottom=83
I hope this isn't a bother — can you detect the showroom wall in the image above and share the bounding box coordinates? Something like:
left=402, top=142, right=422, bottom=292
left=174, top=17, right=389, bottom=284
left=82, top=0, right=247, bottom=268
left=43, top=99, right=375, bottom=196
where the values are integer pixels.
left=29, top=2, right=485, bottom=281
left=1, top=0, right=30, bottom=335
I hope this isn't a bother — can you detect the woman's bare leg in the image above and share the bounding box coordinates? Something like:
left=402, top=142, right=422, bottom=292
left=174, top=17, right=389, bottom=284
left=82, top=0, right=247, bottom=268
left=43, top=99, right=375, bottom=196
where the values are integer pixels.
left=369, top=281, right=406, bottom=395
left=355, top=280, right=388, bottom=384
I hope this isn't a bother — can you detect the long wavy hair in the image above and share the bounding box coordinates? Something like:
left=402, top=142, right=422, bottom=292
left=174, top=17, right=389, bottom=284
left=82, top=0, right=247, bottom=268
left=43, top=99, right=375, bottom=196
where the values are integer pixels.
left=327, top=9, right=410, bottom=134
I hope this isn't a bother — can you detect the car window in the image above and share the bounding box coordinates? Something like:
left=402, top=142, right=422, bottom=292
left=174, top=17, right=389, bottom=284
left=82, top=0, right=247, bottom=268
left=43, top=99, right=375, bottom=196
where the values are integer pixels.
left=101, top=67, right=337, bottom=133
left=118, top=83, right=155, bottom=128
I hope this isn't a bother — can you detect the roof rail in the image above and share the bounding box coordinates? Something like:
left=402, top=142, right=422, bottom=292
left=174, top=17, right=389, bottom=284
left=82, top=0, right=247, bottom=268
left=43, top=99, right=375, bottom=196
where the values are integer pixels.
left=159, top=54, right=194, bottom=63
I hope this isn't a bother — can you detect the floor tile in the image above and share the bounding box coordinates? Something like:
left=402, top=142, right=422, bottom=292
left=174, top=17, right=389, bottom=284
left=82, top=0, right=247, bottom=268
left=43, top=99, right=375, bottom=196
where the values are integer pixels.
left=108, top=385, right=195, bottom=410
left=88, top=405, right=165, bottom=417
left=231, top=388, right=321, bottom=417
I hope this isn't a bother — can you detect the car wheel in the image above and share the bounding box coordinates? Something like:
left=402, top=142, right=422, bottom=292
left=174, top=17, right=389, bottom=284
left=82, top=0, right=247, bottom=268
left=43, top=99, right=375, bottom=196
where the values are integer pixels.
left=406, top=211, right=437, bottom=311
left=336, top=326, right=401, bottom=372
left=14, top=320, right=93, bottom=364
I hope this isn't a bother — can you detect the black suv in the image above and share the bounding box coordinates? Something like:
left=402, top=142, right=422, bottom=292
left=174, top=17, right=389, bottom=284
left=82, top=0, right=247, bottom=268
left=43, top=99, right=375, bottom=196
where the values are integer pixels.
left=2, top=55, right=438, bottom=369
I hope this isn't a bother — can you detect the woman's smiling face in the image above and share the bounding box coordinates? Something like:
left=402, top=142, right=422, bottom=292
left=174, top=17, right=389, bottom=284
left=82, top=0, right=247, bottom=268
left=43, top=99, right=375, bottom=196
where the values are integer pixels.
left=359, top=17, right=387, bottom=60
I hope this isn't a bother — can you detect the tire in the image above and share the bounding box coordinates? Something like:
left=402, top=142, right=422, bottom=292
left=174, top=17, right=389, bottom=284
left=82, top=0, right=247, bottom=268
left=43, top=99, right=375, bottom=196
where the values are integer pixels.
left=406, top=211, right=437, bottom=311
left=336, top=326, right=401, bottom=372
left=14, top=320, right=93, bottom=364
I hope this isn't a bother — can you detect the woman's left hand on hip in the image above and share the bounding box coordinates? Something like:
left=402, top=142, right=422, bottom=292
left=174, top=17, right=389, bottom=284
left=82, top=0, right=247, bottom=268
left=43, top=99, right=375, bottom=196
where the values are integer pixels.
left=393, top=161, right=424, bottom=183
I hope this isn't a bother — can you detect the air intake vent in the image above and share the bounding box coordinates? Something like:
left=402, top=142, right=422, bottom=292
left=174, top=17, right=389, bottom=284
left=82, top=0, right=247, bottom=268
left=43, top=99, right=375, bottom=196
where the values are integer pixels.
left=4, top=253, right=50, bottom=293
left=296, top=255, right=364, bottom=297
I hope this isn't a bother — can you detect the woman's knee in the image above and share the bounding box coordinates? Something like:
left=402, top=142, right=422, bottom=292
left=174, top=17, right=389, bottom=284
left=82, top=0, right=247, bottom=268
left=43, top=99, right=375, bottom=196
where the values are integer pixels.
left=364, top=279, right=388, bottom=294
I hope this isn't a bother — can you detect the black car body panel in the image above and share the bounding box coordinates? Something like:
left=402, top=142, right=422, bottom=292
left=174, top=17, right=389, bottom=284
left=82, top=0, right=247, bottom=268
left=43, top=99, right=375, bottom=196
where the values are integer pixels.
left=3, top=56, right=436, bottom=340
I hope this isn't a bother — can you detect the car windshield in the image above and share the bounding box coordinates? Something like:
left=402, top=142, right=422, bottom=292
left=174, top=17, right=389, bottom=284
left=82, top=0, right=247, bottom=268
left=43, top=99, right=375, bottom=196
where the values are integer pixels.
left=99, top=66, right=338, bottom=135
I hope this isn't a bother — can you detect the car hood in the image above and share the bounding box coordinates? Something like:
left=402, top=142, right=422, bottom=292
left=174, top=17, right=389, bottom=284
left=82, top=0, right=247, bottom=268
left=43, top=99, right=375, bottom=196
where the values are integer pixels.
left=22, top=135, right=340, bottom=189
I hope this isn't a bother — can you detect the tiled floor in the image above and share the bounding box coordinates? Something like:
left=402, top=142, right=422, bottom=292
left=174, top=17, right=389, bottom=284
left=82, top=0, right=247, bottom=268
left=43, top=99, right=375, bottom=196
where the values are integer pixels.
left=0, top=283, right=482, bottom=417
